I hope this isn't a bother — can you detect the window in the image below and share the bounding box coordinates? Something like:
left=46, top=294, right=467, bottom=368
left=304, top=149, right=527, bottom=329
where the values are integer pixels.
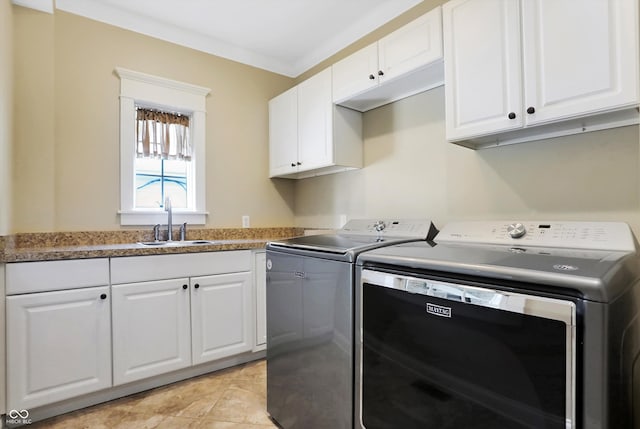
left=115, top=68, right=210, bottom=225
left=134, top=107, right=191, bottom=209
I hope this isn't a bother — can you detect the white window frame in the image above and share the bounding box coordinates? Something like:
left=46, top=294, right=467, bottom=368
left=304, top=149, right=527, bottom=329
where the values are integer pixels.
left=115, top=67, right=210, bottom=225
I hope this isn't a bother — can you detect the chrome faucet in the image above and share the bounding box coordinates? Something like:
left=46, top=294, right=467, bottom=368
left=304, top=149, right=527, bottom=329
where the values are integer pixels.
left=165, top=197, right=173, bottom=241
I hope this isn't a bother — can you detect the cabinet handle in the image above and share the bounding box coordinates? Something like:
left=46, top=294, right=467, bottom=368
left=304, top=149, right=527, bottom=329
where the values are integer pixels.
left=297, top=162, right=302, bottom=166
left=508, top=112, right=516, bottom=120
left=100, top=293, right=107, bottom=300
left=369, top=74, right=375, bottom=80
left=291, top=163, right=296, bottom=167
left=183, top=284, right=188, bottom=290
left=194, top=283, right=200, bottom=289
left=378, top=70, right=384, bottom=76
left=527, top=106, right=536, bottom=114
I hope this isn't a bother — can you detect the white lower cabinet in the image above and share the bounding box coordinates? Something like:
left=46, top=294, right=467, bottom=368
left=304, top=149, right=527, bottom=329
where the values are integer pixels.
left=191, top=272, right=252, bottom=364
left=112, top=278, right=192, bottom=385
left=5, top=251, right=259, bottom=413
left=6, top=286, right=112, bottom=410
left=110, top=251, right=255, bottom=386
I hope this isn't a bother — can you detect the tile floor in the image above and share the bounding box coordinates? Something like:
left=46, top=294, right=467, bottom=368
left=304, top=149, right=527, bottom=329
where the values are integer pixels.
left=29, top=359, right=279, bottom=429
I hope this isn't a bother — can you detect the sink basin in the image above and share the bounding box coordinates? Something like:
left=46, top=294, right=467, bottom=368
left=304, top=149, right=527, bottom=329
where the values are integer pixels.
left=137, top=240, right=218, bottom=247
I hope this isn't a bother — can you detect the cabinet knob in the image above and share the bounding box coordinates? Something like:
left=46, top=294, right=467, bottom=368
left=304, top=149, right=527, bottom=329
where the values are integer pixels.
left=183, top=284, right=188, bottom=290
left=194, top=283, right=200, bottom=289
left=527, top=106, right=536, bottom=114
left=297, top=161, right=302, bottom=166
left=100, top=293, right=107, bottom=300
left=369, top=74, right=375, bottom=80
left=378, top=70, right=384, bottom=76
left=291, top=163, right=296, bottom=167
left=508, top=112, right=516, bottom=120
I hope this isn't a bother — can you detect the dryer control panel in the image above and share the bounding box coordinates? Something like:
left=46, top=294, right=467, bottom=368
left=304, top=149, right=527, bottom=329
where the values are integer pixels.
left=436, top=221, right=636, bottom=252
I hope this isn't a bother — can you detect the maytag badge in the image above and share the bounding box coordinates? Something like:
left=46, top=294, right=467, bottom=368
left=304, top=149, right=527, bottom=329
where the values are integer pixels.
left=426, top=303, right=452, bottom=318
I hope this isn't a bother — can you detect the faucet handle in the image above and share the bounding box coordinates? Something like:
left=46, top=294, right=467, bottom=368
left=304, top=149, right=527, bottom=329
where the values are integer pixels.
left=153, top=224, right=161, bottom=241
left=180, top=222, right=187, bottom=241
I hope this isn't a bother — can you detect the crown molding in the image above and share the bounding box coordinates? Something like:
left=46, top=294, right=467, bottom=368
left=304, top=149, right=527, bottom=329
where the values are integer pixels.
left=12, top=0, right=53, bottom=14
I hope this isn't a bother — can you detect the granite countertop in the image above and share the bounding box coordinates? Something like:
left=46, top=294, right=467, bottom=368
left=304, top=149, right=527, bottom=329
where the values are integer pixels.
left=1, top=227, right=304, bottom=263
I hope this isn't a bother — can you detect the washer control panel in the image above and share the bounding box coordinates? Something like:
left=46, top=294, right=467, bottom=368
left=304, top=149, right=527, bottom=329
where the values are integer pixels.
left=436, top=221, right=636, bottom=252
left=339, top=219, right=436, bottom=239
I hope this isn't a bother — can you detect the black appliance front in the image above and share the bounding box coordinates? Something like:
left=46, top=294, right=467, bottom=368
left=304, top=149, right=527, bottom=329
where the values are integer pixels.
left=357, top=269, right=578, bottom=429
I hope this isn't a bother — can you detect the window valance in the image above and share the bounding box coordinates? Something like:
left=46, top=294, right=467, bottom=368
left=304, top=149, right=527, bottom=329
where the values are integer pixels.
left=136, top=108, right=191, bottom=160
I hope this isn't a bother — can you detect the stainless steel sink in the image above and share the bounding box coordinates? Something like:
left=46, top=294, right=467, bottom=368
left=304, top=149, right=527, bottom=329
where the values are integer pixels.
left=137, top=240, right=218, bottom=247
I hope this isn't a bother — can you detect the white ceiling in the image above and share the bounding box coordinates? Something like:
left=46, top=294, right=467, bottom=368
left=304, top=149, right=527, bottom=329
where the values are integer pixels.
left=17, top=0, right=423, bottom=77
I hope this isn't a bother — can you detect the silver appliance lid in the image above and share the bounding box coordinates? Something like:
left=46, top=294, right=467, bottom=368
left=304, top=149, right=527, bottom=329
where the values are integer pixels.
left=267, top=219, right=437, bottom=262
left=359, top=221, right=639, bottom=302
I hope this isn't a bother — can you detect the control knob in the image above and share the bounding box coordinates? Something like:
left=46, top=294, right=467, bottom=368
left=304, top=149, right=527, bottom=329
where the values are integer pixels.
left=507, top=223, right=526, bottom=239
left=373, top=220, right=386, bottom=232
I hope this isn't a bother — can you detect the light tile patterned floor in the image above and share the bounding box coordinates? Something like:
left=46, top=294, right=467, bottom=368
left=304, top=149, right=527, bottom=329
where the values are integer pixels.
left=30, top=360, right=279, bottom=429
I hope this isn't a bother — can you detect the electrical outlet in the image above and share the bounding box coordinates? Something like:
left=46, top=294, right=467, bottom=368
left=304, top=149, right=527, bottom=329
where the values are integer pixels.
left=242, top=215, right=250, bottom=228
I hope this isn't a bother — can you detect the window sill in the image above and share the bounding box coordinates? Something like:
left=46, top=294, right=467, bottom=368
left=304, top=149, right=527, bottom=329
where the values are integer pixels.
left=118, top=210, right=208, bottom=226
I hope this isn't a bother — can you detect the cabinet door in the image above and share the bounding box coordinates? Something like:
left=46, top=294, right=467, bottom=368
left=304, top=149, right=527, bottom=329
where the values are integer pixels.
left=378, top=6, right=443, bottom=84
left=443, top=0, right=523, bottom=141
left=332, top=43, right=379, bottom=103
left=254, top=251, right=267, bottom=349
left=298, top=68, right=334, bottom=171
left=522, top=0, right=639, bottom=125
left=269, top=86, right=298, bottom=177
left=112, top=278, right=191, bottom=385
left=7, top=286, right=111, bottom=410
left=191, top=272, right=253, bottom=364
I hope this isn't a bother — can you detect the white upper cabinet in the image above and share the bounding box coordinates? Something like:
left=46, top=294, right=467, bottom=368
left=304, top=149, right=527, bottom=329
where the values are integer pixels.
left=333, top=7, right=444, bottom=112
left=332, top=43, right=379, bottom=104
left=444, top=0, right=523, bottom=140
left=269, top=68, right=363, bottom=179
left=521, top=0, right=639, bottom=125
left=298, top=68, right=334, bottom=172
left=444, top=0, right=639, bottom=148
left=269, top=86, right=298, bottom=177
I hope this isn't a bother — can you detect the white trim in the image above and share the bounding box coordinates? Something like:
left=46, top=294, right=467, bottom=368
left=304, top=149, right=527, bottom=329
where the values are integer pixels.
left=117, top=68, right=210, bottom=226
left=115, top=68, right=210, bottom=98
left=12, top=0, right=53, bottom=14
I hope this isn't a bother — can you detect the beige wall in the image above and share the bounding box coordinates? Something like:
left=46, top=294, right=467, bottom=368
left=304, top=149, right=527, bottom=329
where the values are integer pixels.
left=0, top=0, right=13, bottom=235
left=13, top=9, right=296, bottom=232
left=13, top=7, right=55, bottom=232
left=294, top=87, right=640, bottom=236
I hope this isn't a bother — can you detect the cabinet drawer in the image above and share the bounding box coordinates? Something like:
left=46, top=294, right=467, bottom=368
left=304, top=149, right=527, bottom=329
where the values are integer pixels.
left=111, top=251, right=252, bottom=284
left=6, top=258, right=109, bottom=295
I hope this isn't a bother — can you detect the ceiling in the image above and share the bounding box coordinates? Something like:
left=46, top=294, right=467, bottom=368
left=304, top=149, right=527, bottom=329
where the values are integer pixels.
left=16, top=0, right=423, bottom=77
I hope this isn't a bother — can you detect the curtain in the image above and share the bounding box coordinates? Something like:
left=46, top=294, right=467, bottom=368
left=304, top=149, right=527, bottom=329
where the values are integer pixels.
left=136, top=108, right=191, bottom=160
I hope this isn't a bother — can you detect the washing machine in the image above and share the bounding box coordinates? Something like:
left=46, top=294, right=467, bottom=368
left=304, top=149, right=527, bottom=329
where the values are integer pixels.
left=266, top=219, right=438, bottom=429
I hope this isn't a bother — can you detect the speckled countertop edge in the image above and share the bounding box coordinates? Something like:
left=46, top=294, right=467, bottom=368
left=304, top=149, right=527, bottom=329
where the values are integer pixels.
left=1, top=228, right=305, bottom=263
